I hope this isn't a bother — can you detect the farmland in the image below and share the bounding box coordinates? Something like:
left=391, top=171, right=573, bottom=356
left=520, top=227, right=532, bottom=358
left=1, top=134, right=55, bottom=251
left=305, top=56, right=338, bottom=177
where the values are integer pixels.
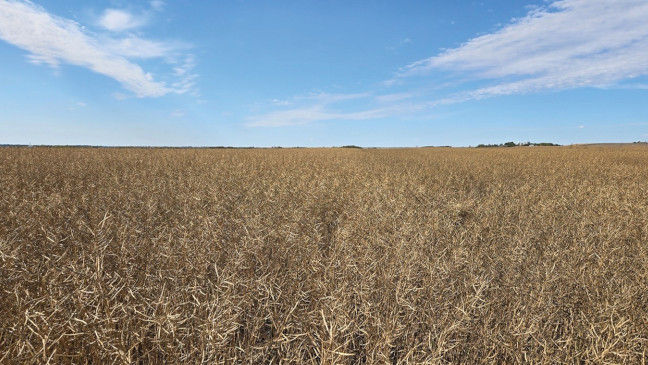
left=1, top=146, right=648, bottom=363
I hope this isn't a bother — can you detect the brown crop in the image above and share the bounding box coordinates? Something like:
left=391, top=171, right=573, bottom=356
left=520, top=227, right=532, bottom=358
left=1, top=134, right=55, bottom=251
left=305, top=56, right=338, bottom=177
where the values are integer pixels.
left=1, top=145, right=647, bottom=363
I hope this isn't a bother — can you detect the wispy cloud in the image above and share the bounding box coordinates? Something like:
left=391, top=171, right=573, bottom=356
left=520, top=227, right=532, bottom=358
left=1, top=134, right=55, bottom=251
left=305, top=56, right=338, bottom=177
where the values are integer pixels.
left=280, top=92, right=371, bottom=104
left=247, top=106, right=332, bottom=127
left=251, top=92, right=369, bottom=112
left=150, top=1, right=165, bottom=12
left=0, top=0, right=196, bottom=97
left=103, top=36, right=184, bottom=59
left=171, top=55, right=198, bottom=95
left=98, top=9, right=146, bottom=32
left=170, top=110, right=185, bottom=118
left=247, top=93, right=370, bottom=127
left=399, top=0, right=648, bottom=99
left=374, top=92, right=413, bottom=103
left=246, top=105, right=410, bottom=127
left=247, top=92, right=425, bottom=127
left=67, top=101, right=87, bottom=111
left=255, top=0, right=648, bottom=127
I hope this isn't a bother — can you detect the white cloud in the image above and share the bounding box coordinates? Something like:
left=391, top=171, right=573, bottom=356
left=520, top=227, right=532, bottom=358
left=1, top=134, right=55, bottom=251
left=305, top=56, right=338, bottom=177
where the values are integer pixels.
left=171, top=55, right=198, bottom=95
left=98, top=9, right=146, bottom=32
left=150, top=1, right=165, bottom=12
left=172, top=54, right=195, bottom=76
left=170, top=110, right=185, bottom=118
left=247, top=106, right=329, bottom=127
left=400, top=0, right=648, bottom=99
left=256, top=92, right=369, bottom=110
left=246, top=105, right=406, bottom=127
left=0, top=0, right=195, bottom=97
left=271, top=98, right=291, bottom=106
left=103, top=36, right=181, bottom=59
left=374, top=92, right=413, bottom=103
left=246, top=92, right=368, bottom=127
left=294, top=92, right=371, bottom=103
left=67, top=101, right=87, bottom=111
left=251, top=0, right=648, bottom=127
left=246, top=92, right=425, bottom=127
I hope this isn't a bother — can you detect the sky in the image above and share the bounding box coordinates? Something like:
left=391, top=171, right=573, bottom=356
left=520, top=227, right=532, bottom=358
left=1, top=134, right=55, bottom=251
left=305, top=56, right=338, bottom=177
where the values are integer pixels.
left=1, top=0, right=648, bottom=147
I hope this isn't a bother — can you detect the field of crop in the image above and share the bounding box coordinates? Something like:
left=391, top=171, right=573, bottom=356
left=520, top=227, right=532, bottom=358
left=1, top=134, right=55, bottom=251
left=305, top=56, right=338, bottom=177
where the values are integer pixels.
left=1, top=146, right=648, bottom=363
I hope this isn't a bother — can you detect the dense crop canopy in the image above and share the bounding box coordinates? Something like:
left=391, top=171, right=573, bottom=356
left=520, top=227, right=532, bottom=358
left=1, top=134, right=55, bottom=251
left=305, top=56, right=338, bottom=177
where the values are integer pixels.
left=1, top=146, right=647, bottom=363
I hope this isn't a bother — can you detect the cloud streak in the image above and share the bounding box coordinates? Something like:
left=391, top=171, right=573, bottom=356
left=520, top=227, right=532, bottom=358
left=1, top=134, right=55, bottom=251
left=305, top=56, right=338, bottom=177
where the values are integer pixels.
left=400, top=0, right=648, bottom=98
left=103, top=36, right=184, bottom=59
left=246, top=92, right=424, bottom=127
left=253, top=0, right=648, bottom=127
left=246, top=105, right=416, bottom=127
left=0, top=0, right=195, bottom=97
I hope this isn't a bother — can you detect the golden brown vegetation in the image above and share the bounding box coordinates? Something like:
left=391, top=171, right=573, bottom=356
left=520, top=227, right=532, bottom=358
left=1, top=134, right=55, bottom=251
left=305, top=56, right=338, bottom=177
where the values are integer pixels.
left=1, top=146, right=648, bottom=363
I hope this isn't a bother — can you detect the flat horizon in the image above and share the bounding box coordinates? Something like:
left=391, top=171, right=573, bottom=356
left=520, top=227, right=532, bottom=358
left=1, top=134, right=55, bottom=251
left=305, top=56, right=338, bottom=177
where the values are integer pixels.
left=1, top=0, right=647, bottom=145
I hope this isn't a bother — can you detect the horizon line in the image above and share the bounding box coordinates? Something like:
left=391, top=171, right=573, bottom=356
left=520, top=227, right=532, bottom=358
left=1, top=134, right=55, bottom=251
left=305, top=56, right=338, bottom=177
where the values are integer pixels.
left=2, top=141, right=647, bottom=149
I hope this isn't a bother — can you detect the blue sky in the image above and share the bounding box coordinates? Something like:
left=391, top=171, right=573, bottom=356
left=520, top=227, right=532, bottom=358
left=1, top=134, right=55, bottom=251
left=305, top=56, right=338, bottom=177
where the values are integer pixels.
left=1, top=0, right=648, bottom=146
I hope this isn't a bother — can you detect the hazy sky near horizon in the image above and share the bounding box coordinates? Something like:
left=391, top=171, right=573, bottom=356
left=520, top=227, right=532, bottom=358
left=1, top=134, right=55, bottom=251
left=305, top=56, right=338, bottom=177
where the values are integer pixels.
left=1, top=0, right=648, bottom=146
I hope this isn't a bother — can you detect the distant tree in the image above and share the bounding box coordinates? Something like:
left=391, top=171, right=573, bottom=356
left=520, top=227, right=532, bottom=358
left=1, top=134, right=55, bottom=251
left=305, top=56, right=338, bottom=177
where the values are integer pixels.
left=475, top=141, right=560, bottom=148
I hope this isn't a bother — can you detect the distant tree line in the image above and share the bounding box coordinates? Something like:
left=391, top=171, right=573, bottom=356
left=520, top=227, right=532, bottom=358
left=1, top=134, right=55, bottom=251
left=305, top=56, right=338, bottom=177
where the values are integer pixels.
left=476, top=141, right=560, bottom=148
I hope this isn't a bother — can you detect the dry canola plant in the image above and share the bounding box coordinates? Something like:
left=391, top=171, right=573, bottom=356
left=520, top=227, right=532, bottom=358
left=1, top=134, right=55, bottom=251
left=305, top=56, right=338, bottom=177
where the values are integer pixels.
left=1, top=145, right=647, bottom=363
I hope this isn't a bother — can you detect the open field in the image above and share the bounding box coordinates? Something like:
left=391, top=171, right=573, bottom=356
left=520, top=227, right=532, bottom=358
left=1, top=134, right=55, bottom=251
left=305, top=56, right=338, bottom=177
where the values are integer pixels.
left=1, top=146, right=648, bottom=363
